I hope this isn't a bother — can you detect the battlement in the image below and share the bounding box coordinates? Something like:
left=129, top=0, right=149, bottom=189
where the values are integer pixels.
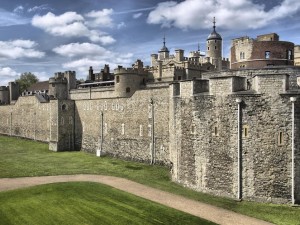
left=114, top=66, right=148, bottom=76
left=0, top=86, right=8, bottom=91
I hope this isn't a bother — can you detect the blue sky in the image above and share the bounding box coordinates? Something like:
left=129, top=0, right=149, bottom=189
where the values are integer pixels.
left=0, top=0, right=300, bottom=85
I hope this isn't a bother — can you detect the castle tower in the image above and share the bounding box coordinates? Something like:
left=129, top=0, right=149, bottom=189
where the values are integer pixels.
left=206, top=17, right=222, bottom=70
left=158, top=35, right=169, bottom=60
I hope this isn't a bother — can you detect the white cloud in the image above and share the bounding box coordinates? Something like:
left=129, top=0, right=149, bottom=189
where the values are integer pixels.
left=54, top=42, right=133, bottom=76
left=32, top=12, right=116, bottom=45
left=0, top=8, right=30, bottom=26
left=28, top=4, right=52, bottom=13
left=147, top=0, right=300, bottom=30
left=117, top=22, right=126, bottom=29
left=53, top=43, right=110, bottom=57
left=0, top=40, right=45, bottom=60
left=0, top=67, right=19, bottom=85
left=0, top=67, right=18, bottom=77
left=13, top=6, right=24, bottom=14
left=133, top=13, right=143, bottom=19
left=85, top=9, right=114, bottom=28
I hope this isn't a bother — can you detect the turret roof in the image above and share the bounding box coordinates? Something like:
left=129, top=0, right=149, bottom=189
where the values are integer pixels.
left=207, top=17, right=222, bottom=40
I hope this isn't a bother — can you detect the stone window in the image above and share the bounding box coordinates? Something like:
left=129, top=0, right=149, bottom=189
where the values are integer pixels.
left=265, top=51, right=270, bottom=59
left=126, top=87, right=130, bottom=93
left=61, top=117, right=64, bottom=126
left=215, top=46, right=217, bottom=50
left=278, top=132, right=284, bottom=146
left=287, top=50, right=293, bottom=60
left=121, top=123, right=125, bottom=135
left=139, top=125, right=143, bottom=136
left=191, top=124, right=196, bottom=134
left=178, top=76, right=182, bottom=81
left=116, top=76, right=120, bottom=83
left=207, top=47, right=210, bottom=51
left=104, top=123, right=108, bottom=134
left=148, top=125, right=152, bottom=137
left=240, top=52, right=245, bottom=60
left=61, top=104, right=67, bottom=111
left=213, top=126, right=219, bottom=136
left=243, top=125, right=249, bottom=138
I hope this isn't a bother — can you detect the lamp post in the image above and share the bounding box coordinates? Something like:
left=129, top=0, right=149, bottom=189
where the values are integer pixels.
left=290, top=96, right=296, bottom=205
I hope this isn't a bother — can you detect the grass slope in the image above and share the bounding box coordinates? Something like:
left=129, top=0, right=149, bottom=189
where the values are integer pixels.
left=1, top=135, right=300, bottom=225
left=0, top=182, right=215, bottom=225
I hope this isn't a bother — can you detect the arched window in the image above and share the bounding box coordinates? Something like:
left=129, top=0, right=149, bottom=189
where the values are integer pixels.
left=126, top=87, right=130, bottom=93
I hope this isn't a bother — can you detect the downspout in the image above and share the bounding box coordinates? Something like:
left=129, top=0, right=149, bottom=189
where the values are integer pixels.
left=10, top=110, right=12, bottom=136
left=290, top=97, right=296, bottom=205
left=100, top=111, right=104, bottom=155
left=236, top=98, right=242, bottom=200
left=150, top=98, right=155, bottom=165
left=34, top=111, right=36, bottom=140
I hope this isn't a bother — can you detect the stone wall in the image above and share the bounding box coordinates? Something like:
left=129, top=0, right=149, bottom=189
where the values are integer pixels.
left=74, top=85, right=170, bottom=165
left=0, top=96, right=50, bottom=142
left=169, top=78, right=300, bottom=203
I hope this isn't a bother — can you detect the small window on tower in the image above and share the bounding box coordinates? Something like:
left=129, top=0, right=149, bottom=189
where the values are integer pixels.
left=287, top=50, right=292, bottom=60
left=208, top=47, right=210, bottom=51
left=116, top=76, right=120, bottom=83
left=215, top=46, right=217, bottom=50
left=265, top=51, right=270, bottom=59
left=126, top=87, right=130, bottom=93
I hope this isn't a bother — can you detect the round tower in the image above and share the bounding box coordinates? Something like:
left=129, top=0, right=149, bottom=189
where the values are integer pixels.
left=114, top=66, right=143, bottom=98
left=206, top=17, right=222, bottom=70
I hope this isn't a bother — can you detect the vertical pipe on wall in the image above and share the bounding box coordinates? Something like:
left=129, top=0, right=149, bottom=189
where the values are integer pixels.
left=97, top=111, right=104, bottom=157
left=10, top=110, right=12, bottom=136
left=34, top=111, right=36, bottom=140
left=150, top=98, right=155, bottom=165
left=290, top=97, right=296, bottom=205
left=236, top=98, right=242, bottom=200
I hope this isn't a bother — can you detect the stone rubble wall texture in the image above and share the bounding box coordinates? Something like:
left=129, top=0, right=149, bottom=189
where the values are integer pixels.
left=0, top=96, right=50, bottom=142
left=73, top=86, right=170, bottom=165
left=0, top=68, right=300, bottom=204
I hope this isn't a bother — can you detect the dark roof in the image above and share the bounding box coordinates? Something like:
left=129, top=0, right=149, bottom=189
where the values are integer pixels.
left=207, top=30, right=222, bottom=40
left=27, top=81, right=49, bottom=91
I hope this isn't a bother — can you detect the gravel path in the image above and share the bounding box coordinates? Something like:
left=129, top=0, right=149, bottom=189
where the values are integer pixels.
left=0, top=174, right=274, bottom=225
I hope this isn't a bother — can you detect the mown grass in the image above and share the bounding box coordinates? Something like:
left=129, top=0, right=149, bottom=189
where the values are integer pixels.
left=1, top=135, right=300, bottom=225
left=0, top=182, right=216, bottom=225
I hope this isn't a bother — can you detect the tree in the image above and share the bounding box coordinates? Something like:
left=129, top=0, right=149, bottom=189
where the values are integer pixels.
left=15, top=72, right=39, bottom=93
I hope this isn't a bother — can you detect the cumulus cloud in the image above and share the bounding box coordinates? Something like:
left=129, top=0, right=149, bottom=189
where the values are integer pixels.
left=0, top=40, right=45, bottom=60
left=32, top=12, right=115, bottom=45
left=53, top=43, right=110, bottom=57
left=53, top=42, right=133, bottom=74
left=147, top=0, right=300, bottom=30
left=85, top=9, right=114, bottom=28
left=0, top=67, right=19, bottom=85
left=133, top=13, right=143, bottom=19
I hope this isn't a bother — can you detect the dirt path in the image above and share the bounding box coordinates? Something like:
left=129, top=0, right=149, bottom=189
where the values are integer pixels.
left=0, top=174, right=273, bottom=225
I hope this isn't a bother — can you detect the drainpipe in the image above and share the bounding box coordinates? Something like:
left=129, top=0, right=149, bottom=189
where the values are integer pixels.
left=290, top=97, right=296, bottom=205
left=97, top=111, right=104, bottom=157
left=10, top=110, right=12, bottom=136
left=150, top=98, right=155, bottom=165
left=236, top=98, right=242, bottom=200
left=34, top=111, right=36, bottom=140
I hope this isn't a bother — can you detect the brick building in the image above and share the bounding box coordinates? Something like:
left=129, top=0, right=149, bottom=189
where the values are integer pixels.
left=231, top=33, right=294, bottom=69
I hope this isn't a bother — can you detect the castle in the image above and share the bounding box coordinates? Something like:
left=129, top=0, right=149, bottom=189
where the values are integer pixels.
left=1, top=20, right=300, bottom=205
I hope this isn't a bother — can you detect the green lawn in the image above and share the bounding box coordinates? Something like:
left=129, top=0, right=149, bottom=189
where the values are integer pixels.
left=0, top=182, right=215, bottom=225
left=0, top=135, right=300, bottom=225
